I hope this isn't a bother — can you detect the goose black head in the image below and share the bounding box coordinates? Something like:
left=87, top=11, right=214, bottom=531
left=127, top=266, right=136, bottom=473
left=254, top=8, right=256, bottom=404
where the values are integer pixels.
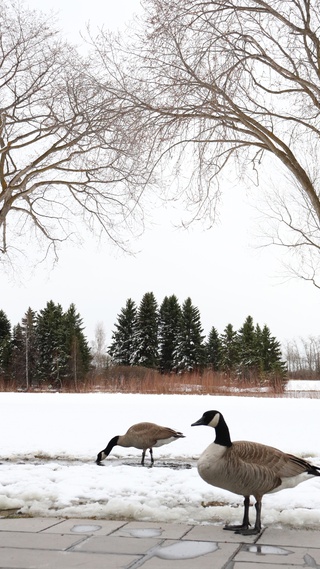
left=191, top=410, right=221, bottom=428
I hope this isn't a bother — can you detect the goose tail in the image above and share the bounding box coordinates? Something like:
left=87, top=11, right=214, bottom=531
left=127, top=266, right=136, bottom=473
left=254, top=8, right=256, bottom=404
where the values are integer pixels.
left=308, top=464, right=320, bottom=476
left=175, top=431, right=185, bottom=439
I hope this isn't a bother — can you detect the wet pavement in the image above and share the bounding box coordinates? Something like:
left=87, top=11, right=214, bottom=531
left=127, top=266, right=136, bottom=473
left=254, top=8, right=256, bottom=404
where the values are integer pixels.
left=0, top=514, right=320, bottom=568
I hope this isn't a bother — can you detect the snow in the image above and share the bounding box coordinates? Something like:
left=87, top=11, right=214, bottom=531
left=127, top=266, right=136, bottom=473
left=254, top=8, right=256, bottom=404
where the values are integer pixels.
left=285, top=380, right=320, bottom=392
left=1, top=392, right=320, bottom=530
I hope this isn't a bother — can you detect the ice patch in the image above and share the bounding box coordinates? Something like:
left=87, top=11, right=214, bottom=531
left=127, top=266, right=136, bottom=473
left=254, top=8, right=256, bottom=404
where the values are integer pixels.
left=126, top=528, right=163, bottom=538
left=154, top=540, right=218, bottom=559
left=244, top=544, right=291, bottom=556
left=71, top=524, right=102, bottom=533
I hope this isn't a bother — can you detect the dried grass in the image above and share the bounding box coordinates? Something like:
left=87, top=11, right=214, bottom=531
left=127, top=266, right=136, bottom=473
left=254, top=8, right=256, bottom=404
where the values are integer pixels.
left=1, top=367, right=319, bottom=398
left=72, top=367, right=288, bottom=397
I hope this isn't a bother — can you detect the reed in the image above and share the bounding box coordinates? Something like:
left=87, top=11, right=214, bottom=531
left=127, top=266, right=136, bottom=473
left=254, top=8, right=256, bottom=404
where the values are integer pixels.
left=1, top=366, right=318, bottom=398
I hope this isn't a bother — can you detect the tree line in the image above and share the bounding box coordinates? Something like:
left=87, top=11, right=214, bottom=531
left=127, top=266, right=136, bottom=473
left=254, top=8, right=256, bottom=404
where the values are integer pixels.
left=5, top=293, right=320, bottom=390
left=108, top=292, right=287, bottom=379
left=0, top=302, right=91, bottom=390
left=0, top=293, right=286, bottom=390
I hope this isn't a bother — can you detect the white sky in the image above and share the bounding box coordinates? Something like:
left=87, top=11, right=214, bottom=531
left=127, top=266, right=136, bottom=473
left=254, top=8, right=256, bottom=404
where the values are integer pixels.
left=1, top=0, right=320, bottom=348
left=1, top=391, right=320, bottom=527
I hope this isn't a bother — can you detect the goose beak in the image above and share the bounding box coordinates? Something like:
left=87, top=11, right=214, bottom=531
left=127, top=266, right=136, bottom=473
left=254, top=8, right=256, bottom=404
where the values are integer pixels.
left=191, top=417, right=205, bottom=427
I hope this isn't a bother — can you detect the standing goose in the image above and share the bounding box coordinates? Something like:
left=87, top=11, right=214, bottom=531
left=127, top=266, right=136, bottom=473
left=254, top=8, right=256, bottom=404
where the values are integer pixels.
left=191, top=410, right=320, bottom=535
left=96, top=422, right=185, bottom=466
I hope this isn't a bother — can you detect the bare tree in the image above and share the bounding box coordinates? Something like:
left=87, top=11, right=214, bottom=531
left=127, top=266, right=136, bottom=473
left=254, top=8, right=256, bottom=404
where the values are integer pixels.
left=92, top=0, right=320, bottom=282
left=285, top=336, right=320, bottom=377
left=0, top=1, right=145, bottom=267
left=91, top=322, right=110, bottom=371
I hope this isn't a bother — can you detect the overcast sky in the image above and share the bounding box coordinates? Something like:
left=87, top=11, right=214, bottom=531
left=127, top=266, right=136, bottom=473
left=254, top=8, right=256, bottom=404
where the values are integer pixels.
left=1, top=0, right=320, bottom=348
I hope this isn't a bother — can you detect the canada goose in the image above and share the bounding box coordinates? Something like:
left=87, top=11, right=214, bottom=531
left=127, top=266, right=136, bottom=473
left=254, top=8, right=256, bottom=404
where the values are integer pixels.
left=96, top=422, right=185, bottom=466
left=191, top=410, right=320, bottom=535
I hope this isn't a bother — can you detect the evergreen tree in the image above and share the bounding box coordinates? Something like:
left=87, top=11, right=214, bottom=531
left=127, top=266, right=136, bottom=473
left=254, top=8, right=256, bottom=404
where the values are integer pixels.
left=11, top=308, right=38, bottom=388
left=11, top=324, right=25, bottom=385
left=22, top=308, right=38, bottom=389
left=0, top=309, right=12, bottom=375
left=35, top=301, right=67, bottom=386
left=237, top=315, right=260, bottom=379
left=219, top=324, right=239, bottom=373
left=206, top=326, right=221, bottom=371
left=158, top=295, right=182, bottom=373
left=257, top=324, right=287, bottom=376
left=133, top=292, right=159, bottom=368
left=108, top=298, right=137, bottom=365
left=173, top=297, right=206, bottom=372
left=63, top=303, right=92, bottom=387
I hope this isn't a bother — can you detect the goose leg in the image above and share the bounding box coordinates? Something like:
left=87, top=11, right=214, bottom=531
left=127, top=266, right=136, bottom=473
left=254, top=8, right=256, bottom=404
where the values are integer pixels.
left=149, top=448, right=154, bottom=466
left=235, top=500, right=262, bottom=536
left=224, top=496, right=250, bottom=532
left=141, top=450, right=146, bottom=466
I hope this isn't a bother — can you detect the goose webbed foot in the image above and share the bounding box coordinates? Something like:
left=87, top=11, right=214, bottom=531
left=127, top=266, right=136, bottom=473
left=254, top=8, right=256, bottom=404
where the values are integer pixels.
left=230, top=499, right=262, bottom=535
left=224, top=523, right=261, bottom=535
left=223, top=523, right=250, bottom=532
left=235, top=526, right=261, bottom=536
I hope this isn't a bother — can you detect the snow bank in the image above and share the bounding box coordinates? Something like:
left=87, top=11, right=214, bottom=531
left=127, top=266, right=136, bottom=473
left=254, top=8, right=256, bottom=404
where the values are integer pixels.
left=1, top=392, right=320, bottom=528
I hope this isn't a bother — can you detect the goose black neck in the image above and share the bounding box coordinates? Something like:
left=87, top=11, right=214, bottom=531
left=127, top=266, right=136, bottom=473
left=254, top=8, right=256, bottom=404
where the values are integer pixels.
left=215, top=415, right=232, bottom=447
left=104, top=435, right=119, bottom=456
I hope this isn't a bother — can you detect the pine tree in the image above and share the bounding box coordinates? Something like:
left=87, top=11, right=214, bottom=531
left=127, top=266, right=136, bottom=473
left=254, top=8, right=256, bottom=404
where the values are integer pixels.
left=206, top=326, right=221, bottom=371
left=158, top=295, right=182, bottom=373
left=35, top=301, right=67, bottom=386
left=219, top=323, right=239, bottom=373
left=257, top=325, right=287, bottom=376
left=11, top=324, right=25, bottom=386
left=237, top=315, right=260, bottom=380
left=0, top=309, right=12, bottom=375
left=173, top=297, right=206, bottom=372
left=133, top=292, right=159, bottom=368
left=108, top=298, right=137, bottom=365
left=63, top=303, right=92, bottom=387
left=11, top=308, right=38, bottom=389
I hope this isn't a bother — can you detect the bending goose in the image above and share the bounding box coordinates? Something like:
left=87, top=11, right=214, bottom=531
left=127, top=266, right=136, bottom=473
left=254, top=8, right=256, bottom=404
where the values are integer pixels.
left=96, top=422, right=185, bottom=466
left=191, top=410, right=320, bottom=535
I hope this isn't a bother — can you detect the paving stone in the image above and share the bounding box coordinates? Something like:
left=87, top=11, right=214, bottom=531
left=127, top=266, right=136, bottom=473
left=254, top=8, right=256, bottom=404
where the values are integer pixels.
left=185, top=523, right=258, bottom=543
left=0, top=517, right=63, bottom=533
left=113, top=521, right=192, bottom=540
left=42, top=518, right=126, bottom=535
left=235, top=543, right=320, bottom=565
left=139, top=541, right=239, bottom=568
left=257, top=527, right=320, bottom=548
left=230, top=562, right=305, bottom=569
left=0, top=548, right=139, bottom=569
left=74, top=535, right=162, bottom=554
left=0, top=530, right=83, bottom=550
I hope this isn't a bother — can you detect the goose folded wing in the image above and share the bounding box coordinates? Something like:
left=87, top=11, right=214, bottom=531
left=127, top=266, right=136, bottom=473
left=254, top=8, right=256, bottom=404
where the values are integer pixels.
left=152, top=426, right=182, bottom=440
left=233, top=441, right=313, bottom=476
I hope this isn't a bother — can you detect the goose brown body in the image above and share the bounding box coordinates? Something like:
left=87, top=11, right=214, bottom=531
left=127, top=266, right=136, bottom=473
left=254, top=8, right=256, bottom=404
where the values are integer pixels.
left=96, top=422, right=185, bottom=466
left=197, top=440, right=313, bottom=498
left=192, top=410, right=320, bottom=535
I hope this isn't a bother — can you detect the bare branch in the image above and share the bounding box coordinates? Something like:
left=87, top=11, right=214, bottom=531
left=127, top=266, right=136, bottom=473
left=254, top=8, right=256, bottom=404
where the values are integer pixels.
left=90, top=0, right=320, bottom=283
left=0, top=1, right=147, bottom=266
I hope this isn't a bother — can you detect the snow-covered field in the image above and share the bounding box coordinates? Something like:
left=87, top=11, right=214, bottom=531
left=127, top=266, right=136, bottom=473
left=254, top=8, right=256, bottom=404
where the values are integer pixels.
left=1, top=392, right=320, bottom=530
left=286, top=379, right=320, bottom=392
